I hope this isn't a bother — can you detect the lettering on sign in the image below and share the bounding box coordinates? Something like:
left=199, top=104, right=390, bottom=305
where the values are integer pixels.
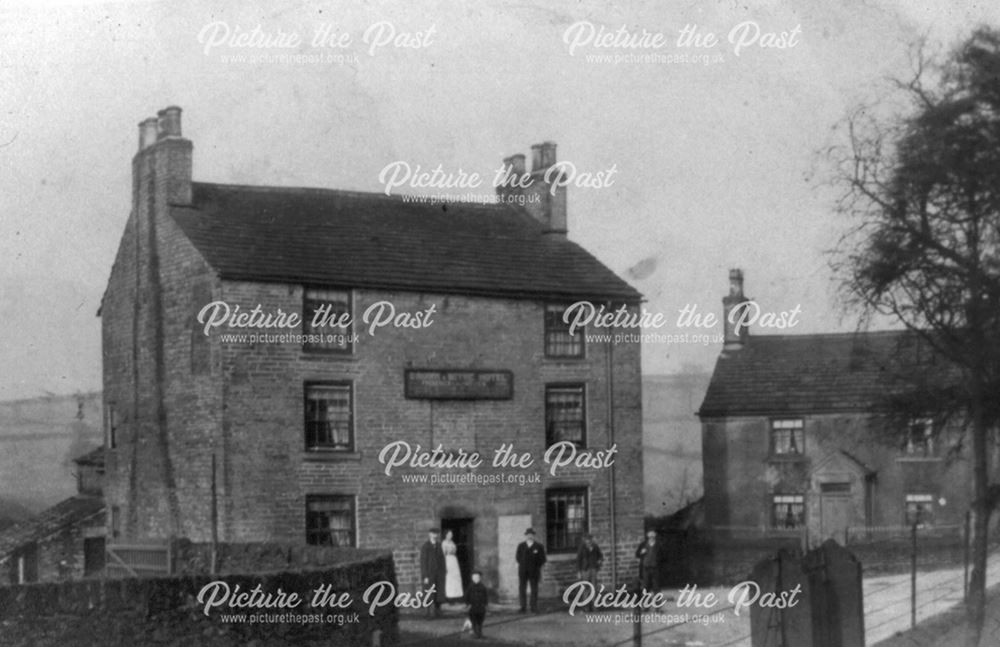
left=404, top=370, right=513, bottom=400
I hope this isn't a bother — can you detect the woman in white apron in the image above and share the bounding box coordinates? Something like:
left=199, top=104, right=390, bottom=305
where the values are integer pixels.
left=442, top=530, right=464, bottom=601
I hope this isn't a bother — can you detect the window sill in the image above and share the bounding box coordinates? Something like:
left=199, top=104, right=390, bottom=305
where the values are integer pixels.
left=896, top=456, right=942, bottom=463
left=303, top=451, right=362, bottom=462
left=547, top=552, right=577, bottom=562
left=543, top=354, right=587, bottom=361
left=766, top=454, right=808, bottom=462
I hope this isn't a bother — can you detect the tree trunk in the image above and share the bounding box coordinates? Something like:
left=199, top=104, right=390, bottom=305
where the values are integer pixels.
left=966, top=393, right=991, bottom=646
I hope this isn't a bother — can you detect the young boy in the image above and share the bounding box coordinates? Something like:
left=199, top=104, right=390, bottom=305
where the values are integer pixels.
left=466, top=570, right=489, bottom=639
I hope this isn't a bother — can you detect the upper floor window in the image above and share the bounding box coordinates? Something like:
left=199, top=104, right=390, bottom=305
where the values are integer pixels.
left=306, top=495, right=356, bottom=547
left=545, top=304, right=584, bottom=358
left=546, top=384, right=586, bottom=447
left=772, top=494, right=805, bottom=528
left=305, top=383, right=354, bottom=451
left=770, top=419, right=804, bottom=456
left=546, top=487, right=588, bottom=552
left=903, top=418, right=936, bottom=457
left=303, top=288, right=352, bottom=353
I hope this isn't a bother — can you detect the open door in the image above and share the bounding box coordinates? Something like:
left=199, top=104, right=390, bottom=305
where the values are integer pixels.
left=441, top=517, right=475, bottom=591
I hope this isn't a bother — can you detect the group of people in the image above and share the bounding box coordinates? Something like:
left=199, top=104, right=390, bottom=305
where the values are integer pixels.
left=418, top=526, right=666, bottom=635
left=576, top=529, right=663, bottom=609
left=419, top=528, right=490, bottom=638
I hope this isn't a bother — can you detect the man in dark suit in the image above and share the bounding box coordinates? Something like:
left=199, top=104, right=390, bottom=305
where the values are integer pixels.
left=515, top=527, right=546, bottom=613
left=419, top=528, right=446, bottom=617
left=576, top=533, right=603, bottom=611
left=635, top=529, right=662, bottom=592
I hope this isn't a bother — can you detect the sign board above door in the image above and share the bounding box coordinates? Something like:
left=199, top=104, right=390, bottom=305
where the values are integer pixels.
left=404, top=369, right=513, bottom=400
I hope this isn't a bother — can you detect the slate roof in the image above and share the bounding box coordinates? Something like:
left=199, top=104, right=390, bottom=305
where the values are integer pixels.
left=698, top=330, right=945, bottom=417
left=169, top=182, right=642, bottom=302
left=0, top=496, right=103, bottom=559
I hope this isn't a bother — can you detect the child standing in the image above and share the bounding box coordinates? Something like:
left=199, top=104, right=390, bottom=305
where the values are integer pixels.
left=466, top=570, right=489, bottom=639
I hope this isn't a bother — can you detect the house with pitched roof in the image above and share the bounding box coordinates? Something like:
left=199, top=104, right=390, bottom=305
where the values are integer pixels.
left=0, top=448, right=105, bottom=585
left=99, top=107, right=644, bottom=597
left=698, top=271, right=976, bottom=545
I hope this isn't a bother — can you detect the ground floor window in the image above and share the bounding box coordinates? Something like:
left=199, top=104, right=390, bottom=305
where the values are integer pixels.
left=306, top=495, right=356, bottom=547
left=772, top=494, right=805, bottom=528
left=546, top=488, right=588, bottom=552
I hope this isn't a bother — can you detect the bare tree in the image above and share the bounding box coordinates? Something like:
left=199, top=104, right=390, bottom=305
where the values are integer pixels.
left=827, top=27, right=1000, bottom=645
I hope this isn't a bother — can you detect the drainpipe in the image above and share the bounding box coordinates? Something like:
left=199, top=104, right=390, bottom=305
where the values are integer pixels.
left=605, top=302, right=618, bottom=586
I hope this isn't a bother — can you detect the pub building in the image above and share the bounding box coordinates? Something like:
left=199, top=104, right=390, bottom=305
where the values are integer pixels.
left=99, top=106, right=644, bottom=597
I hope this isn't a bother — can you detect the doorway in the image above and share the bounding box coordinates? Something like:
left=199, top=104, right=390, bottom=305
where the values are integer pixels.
left=440, top=517, right=475, bottom=592
left=819, top=482, right=854, bottom=542
left=84, top=537, right=106, bottom=576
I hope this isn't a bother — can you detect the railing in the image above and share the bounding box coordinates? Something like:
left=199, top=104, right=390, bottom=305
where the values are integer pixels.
left=844, top=524, right=963, bottom=545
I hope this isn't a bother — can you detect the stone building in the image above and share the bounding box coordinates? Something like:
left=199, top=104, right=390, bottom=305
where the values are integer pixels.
left=99, top=106, right=644, bottom=597
left=698, top=270, right=984, bottom=545
left=0, top=447, right=105, bottom=585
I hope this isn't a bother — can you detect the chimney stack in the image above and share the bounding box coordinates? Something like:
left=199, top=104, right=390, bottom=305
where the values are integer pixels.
left=722, top=269, right=750, bottom=351
left=496, top=141, right=567, bottom=235
left=133, top=105, right=193, bottom=207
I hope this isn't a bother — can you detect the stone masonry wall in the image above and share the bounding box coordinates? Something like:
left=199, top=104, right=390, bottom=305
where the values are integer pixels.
left=0, top=552, right=398, bottom=647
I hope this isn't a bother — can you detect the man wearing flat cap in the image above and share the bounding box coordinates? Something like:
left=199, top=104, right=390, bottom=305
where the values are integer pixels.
left=515, top=527, right=547, bottom=613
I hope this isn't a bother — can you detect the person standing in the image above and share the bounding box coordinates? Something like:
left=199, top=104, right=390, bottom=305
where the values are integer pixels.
left=442, top=529, right=464, bottom=601
left=635, top=529, right=662, bottom=592
left=466, top=570, right=489, bottom=639
left=419, top=528, right=446, bottom=617
left=515, top=528, right=546, bottom=613
left=576, top=533, right=603, bottom=611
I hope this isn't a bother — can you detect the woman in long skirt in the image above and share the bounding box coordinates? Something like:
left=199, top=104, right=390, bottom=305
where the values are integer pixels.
left=442, top=530, right=464, bottom=601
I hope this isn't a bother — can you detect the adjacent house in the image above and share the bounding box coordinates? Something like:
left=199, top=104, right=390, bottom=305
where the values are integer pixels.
left=99, top=107, right=644, bottom=597
left=0, top=448, right=105, bottom=585
left=699, top=270, right=979, bottom=545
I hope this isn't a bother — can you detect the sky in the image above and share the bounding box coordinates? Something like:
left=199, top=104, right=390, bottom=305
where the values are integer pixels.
left=1, top=0, right=999, bottom=400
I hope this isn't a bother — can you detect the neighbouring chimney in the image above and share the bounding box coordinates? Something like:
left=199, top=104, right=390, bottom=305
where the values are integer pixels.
left=722, top=269, right=750, bottom=351
left=496, top=141, right=567, bottom=235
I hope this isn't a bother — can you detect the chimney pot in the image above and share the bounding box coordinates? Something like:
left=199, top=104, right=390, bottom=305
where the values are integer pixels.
left=530, top=141, right=557, bottom=173
left=723, top=268, right=749, bottom=351
left=499, top=140, right=567, bottom=236
left=728, top=268, right=744, bottom=298
left=504, top=154, right=526, bottom=177
left=157, top=106, right=183, bottom=139
left=138, top=118, right=158, bottom=151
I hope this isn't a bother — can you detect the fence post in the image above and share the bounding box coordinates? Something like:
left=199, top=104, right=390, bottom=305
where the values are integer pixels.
left=211, top=453, right=219, bottom=575
left=963, top=511, right=971, bottom=602
left=910, top=522, right=917, bottom=629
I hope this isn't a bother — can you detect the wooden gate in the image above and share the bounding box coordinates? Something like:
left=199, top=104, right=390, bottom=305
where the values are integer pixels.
left=749, top=539, right=864, bottom=647
left=104, top=541, right=174, bottom=577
